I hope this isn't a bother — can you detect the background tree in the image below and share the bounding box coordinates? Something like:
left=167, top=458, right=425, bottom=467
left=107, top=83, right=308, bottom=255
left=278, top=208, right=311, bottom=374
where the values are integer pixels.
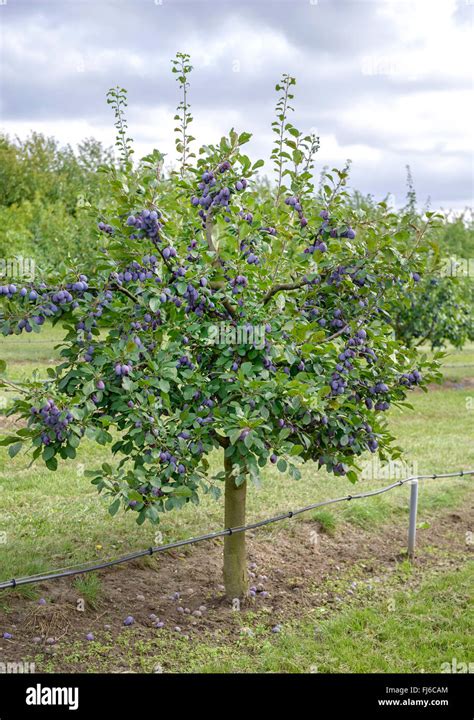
left=0, top=55, right=442, bottom=599
left=0, top=133, right=114, bottom=275
left=393, top=275, right=474, bottom=349
left=388, top=167, right=474, bottom=349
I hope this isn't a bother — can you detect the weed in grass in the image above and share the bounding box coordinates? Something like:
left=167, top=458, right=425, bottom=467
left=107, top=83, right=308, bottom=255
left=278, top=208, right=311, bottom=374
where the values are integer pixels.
left=311, top=510, right=337, bottom=536
left=73, top=573, right=103, bottom=610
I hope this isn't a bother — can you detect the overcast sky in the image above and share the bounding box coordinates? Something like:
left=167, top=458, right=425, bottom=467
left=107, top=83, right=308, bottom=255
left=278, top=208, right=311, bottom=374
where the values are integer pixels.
left=1, top=0, right=473, bottom=209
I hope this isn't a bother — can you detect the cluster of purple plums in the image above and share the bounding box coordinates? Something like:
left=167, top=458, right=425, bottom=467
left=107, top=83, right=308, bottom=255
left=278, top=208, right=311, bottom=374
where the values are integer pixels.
left=285, top=195, right=308, bottom=228
left=30, top=400, right=74, bottom=446
left=190, top=162, right=248, bottom=226
left=126, top=209, right=161, bottom=242
left=1, top=277, right=91, bottom=334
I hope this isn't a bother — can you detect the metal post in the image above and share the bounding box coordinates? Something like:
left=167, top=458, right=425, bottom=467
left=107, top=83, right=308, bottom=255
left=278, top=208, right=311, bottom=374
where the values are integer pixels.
left=408, top=479, right=419, bottom=559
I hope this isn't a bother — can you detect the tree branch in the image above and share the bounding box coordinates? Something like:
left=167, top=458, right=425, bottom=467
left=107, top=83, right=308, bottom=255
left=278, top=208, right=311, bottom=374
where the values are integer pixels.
left=318, top=326, right=348, bottom=345
left=205, top=213, right=217, bottom=254
left=0, top=378, right=29, bottom=395
left=88, top=283, right=139, bottom=304
left=212, top=430, right=230, bottom=448
left=110, top=283, right=139, bottom=303
left=203, top=217, right=236, bottom=318
left=263, top=278, right=309, bottom=305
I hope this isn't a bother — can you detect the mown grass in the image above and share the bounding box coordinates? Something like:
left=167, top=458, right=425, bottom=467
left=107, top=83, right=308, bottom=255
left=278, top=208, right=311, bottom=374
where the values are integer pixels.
left=1, top=324, right=63, bottom=363
left=0, top=328, right=473, bottom=584
left=429, top=343, right=474, bottom=382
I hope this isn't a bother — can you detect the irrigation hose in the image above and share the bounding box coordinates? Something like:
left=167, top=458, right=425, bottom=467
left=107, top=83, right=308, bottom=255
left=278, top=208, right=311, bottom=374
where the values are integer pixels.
left=0, top=469, right=472, bottom=590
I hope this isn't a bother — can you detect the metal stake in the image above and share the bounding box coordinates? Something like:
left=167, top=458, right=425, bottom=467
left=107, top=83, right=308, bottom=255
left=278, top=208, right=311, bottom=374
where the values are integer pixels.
left=408, top=479, right=419, bottom=559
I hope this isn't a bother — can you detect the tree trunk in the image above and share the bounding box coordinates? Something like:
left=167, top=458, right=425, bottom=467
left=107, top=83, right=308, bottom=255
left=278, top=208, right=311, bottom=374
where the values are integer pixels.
left=223, top=454, right=248, bottom=599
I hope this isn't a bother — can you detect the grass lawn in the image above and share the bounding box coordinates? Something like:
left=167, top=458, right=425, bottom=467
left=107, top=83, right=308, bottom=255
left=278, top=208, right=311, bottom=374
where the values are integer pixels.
left=433, top=343, right=474, bottom=382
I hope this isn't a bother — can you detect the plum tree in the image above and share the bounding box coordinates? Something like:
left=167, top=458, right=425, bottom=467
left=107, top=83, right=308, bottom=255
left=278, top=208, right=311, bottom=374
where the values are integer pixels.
left=346, top=184, right=473, bottom=350
left=389, top=169, right=474, bottom=349
left=0, top=133, right=114, bottom=276
left=0, top=54, right=441, bottom=598
left=392, top=273, right=474, bottom=349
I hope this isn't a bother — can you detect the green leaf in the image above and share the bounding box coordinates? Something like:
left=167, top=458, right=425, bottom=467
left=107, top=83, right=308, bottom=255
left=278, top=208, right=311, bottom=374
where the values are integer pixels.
left=0, top=435, right=23, bottom=446
left=149, top=296, right=161, bottom=313
left=8, top=442, right=23, bottom=458
left=64, top=445, right=76, bottom=460
left=240, top=362, right=253, bottom=376
left=122, top=377, right=133, bottom=391
left=244, top=432, right=253, bottom=449
left=347, top=470, right=358, bottom=484
left=83, top=380, right=96, bottom=397
left=228, top=429, right=242, bottom=446
left=290, top=444, right=304, bottom=456
left=69, top=433, right=80, bottom=448
left=45, top=456, right=58, bottom=471
left=289, top=465, right=302, bottom=481
left=145, top=505, right=160, bottom=522
left=109, top=498, right=121, bottom=516
left=42, top=445, right=56, bottom=461
left=238, top=131, right=252, bottom=145
left=234, top=473, right=246, bottom=487
left=173, top=486, right=193, bottom=497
